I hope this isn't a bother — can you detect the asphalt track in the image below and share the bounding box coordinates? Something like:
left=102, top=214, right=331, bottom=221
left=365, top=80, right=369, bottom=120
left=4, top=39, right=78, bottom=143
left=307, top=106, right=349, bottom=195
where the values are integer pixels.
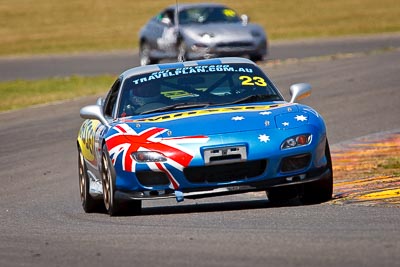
left=0, top=36, right=400, bottom=267
left=1, top=33, right=400, bottom=81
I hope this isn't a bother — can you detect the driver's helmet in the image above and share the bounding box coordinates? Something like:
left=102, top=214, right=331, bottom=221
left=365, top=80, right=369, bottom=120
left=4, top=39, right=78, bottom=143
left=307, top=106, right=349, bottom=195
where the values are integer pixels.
left=130, top=82, right=160, bottom=107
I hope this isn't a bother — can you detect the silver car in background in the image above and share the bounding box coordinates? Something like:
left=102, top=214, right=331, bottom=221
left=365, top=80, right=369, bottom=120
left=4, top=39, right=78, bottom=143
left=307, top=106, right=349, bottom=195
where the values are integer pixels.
left=139, top=3, right=268, bottom=66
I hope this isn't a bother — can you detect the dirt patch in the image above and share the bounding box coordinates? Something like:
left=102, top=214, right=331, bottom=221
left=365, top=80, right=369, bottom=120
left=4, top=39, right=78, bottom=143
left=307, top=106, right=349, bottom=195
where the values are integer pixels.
left=331, top=131, right=400, bottom=206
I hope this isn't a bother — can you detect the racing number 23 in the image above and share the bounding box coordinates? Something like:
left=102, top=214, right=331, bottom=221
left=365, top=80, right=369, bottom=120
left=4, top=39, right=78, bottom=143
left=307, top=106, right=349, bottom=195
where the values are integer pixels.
left=239, top=76, right=267, bottom=87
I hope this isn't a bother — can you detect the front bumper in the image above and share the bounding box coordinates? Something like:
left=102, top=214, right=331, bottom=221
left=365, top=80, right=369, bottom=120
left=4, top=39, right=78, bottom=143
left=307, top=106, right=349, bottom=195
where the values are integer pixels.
left=187, top=39, right=267, bottom=60
left=115, top=166, right=332, bottom=202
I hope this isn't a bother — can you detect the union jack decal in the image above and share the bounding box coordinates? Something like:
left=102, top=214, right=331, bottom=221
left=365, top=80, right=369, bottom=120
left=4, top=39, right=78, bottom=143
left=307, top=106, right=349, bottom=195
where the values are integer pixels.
left=105, top=124, right=209, bottom=189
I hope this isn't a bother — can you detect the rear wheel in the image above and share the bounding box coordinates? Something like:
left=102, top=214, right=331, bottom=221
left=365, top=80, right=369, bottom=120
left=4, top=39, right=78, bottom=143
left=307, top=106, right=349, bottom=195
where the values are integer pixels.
left=78, top=149, right=102, bottom=213
left=299, top=140, right=333, bottom=204
left=101, top=145, right=142, bottom=216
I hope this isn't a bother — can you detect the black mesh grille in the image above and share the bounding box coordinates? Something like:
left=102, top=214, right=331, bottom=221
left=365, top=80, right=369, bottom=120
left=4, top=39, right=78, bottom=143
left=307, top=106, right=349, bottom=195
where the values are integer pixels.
left=184, top=160, right=267, bottom=184
left=136, top=171, right=170, bottom=186
left=216, top=42, right=253, bottom=48
left=280, top=154, right=311, bottom=172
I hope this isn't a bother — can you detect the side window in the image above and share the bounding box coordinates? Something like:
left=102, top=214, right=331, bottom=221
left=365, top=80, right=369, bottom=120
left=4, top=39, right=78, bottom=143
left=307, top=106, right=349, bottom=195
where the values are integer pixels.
left=103, top=79, right=121, bottom=118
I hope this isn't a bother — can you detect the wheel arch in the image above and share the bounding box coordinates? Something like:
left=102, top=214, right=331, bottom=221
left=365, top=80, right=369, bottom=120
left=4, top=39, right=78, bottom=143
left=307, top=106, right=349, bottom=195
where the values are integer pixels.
left=139, top=37, right=147, bottom=46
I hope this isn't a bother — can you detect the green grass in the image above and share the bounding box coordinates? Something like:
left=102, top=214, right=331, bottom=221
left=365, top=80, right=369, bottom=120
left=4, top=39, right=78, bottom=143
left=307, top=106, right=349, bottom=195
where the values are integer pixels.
left=379, top=157, right=400, bottom=176
left=0, top=0, right=399, bottom=56
left=0, top=75, right=115, bottom=112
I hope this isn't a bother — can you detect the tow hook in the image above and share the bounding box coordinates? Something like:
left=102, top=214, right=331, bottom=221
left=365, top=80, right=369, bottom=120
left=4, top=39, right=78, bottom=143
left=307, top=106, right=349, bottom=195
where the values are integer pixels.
left=175, top=190, right=184, bottom=202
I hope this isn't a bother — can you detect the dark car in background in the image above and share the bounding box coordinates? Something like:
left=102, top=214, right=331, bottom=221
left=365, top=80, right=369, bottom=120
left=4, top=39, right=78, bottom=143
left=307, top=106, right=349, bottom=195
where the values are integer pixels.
left=139, top=3, right=268, bottom=65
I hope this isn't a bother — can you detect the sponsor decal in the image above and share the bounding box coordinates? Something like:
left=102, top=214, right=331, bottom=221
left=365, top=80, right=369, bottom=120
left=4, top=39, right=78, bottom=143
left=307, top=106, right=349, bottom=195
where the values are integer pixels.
left=132, top=64, right=254, bottom=85
left=78, top=120, right=100, bottom=163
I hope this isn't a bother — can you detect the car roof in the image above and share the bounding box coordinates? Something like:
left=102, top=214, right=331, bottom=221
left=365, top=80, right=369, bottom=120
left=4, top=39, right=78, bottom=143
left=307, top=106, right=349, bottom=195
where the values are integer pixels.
left=120, top=57, right=256, bottom=80
left=166, top=2, right=228, bottom=12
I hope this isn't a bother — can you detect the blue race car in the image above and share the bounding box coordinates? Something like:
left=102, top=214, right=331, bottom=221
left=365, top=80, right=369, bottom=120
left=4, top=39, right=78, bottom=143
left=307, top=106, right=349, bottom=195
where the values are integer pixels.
left=77, top=57, right=332, bottom=216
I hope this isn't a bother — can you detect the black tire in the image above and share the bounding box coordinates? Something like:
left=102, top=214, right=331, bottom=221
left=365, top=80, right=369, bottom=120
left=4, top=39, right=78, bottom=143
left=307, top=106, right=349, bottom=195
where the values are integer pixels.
left=299, top=140, right=333, bottom=204
left=249, top=54, right=264, bottom=62
left=101, top=145, right=142, bottom=216
left=139, top=41, right=158, bottom=66
left=119, top=198, right=142, bottom=216
left=266, top=185, right=299, bottom=204
left=101, top=146, right=120, bottom=216
left=78, top=149, right=103, bottom=213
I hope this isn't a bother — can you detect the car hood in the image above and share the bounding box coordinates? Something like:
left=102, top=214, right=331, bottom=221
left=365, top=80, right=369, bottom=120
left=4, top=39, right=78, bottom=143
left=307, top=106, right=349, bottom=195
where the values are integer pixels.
left=114, top=103, right=317, bottom=139
left=181, top=23, right=263, bottom=41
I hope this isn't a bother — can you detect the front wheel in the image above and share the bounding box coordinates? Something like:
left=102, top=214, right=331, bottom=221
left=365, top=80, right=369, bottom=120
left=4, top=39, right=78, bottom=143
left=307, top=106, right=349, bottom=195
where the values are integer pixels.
left=249, top=54, right=264, bottom=62
left=299, top=140, right=333, bottom=204
left=101, top=145, right=142, bottom=216
left=139, top=41, right=158, bottom=66
left=266, top=185, right=298, bottom=204
left=101, top=146, right=121, bottom=216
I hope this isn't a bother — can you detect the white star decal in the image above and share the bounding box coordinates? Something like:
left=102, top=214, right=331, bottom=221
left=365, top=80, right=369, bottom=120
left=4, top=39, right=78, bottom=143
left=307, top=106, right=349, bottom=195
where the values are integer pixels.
left=294, top=115, right=308, bottom=122
left=258, top=134, right=270, bottom=143
left=282, top=122, right=289, bottom=126
left=232, top=116, right=245, bottom=121
left=260, top=111, right=272, bottom=115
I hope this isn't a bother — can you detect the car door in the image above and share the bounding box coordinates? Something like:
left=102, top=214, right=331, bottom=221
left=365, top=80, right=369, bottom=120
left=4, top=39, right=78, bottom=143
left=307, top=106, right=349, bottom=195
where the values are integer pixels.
left=147, top=9, right=178, bottom=56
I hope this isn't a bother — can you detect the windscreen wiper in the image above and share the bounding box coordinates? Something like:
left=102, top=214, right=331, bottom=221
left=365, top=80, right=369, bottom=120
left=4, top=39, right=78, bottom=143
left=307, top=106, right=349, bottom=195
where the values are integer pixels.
left=229, top=94, right=280, bottom=105
left=140, top=103, right=212, bottom=115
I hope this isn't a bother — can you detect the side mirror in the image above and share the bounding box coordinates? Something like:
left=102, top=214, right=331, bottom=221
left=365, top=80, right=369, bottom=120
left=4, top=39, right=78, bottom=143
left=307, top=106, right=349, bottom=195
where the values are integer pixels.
left=289, top=83, right=312, bottom=103
left=241, top=14, right=249, bottom=26
left=80, top=105, right=110, bottom=127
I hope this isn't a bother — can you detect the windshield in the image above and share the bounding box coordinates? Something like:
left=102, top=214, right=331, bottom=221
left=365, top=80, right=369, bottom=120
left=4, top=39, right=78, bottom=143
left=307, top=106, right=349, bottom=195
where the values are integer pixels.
left=178, top=6, right=241, bottom=25
left=118, top=63, right=283, bottom=117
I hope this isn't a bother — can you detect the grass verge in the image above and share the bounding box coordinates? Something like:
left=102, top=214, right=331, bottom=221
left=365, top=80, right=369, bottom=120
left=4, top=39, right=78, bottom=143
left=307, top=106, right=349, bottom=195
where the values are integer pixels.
left=1, top=0, right=399, bottom=56
left=0, top=75, right=114, bottom=112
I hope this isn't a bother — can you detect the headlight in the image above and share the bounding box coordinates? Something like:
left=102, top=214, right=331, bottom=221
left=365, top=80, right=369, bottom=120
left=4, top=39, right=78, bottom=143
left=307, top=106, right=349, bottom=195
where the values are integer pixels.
left=200, top=33, right=214, bottom=41
left=132, top=151, right=167, bottom=162
left=281, top=134, right=312, bottom=149
left=251, top=30, right=262, bottom=37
